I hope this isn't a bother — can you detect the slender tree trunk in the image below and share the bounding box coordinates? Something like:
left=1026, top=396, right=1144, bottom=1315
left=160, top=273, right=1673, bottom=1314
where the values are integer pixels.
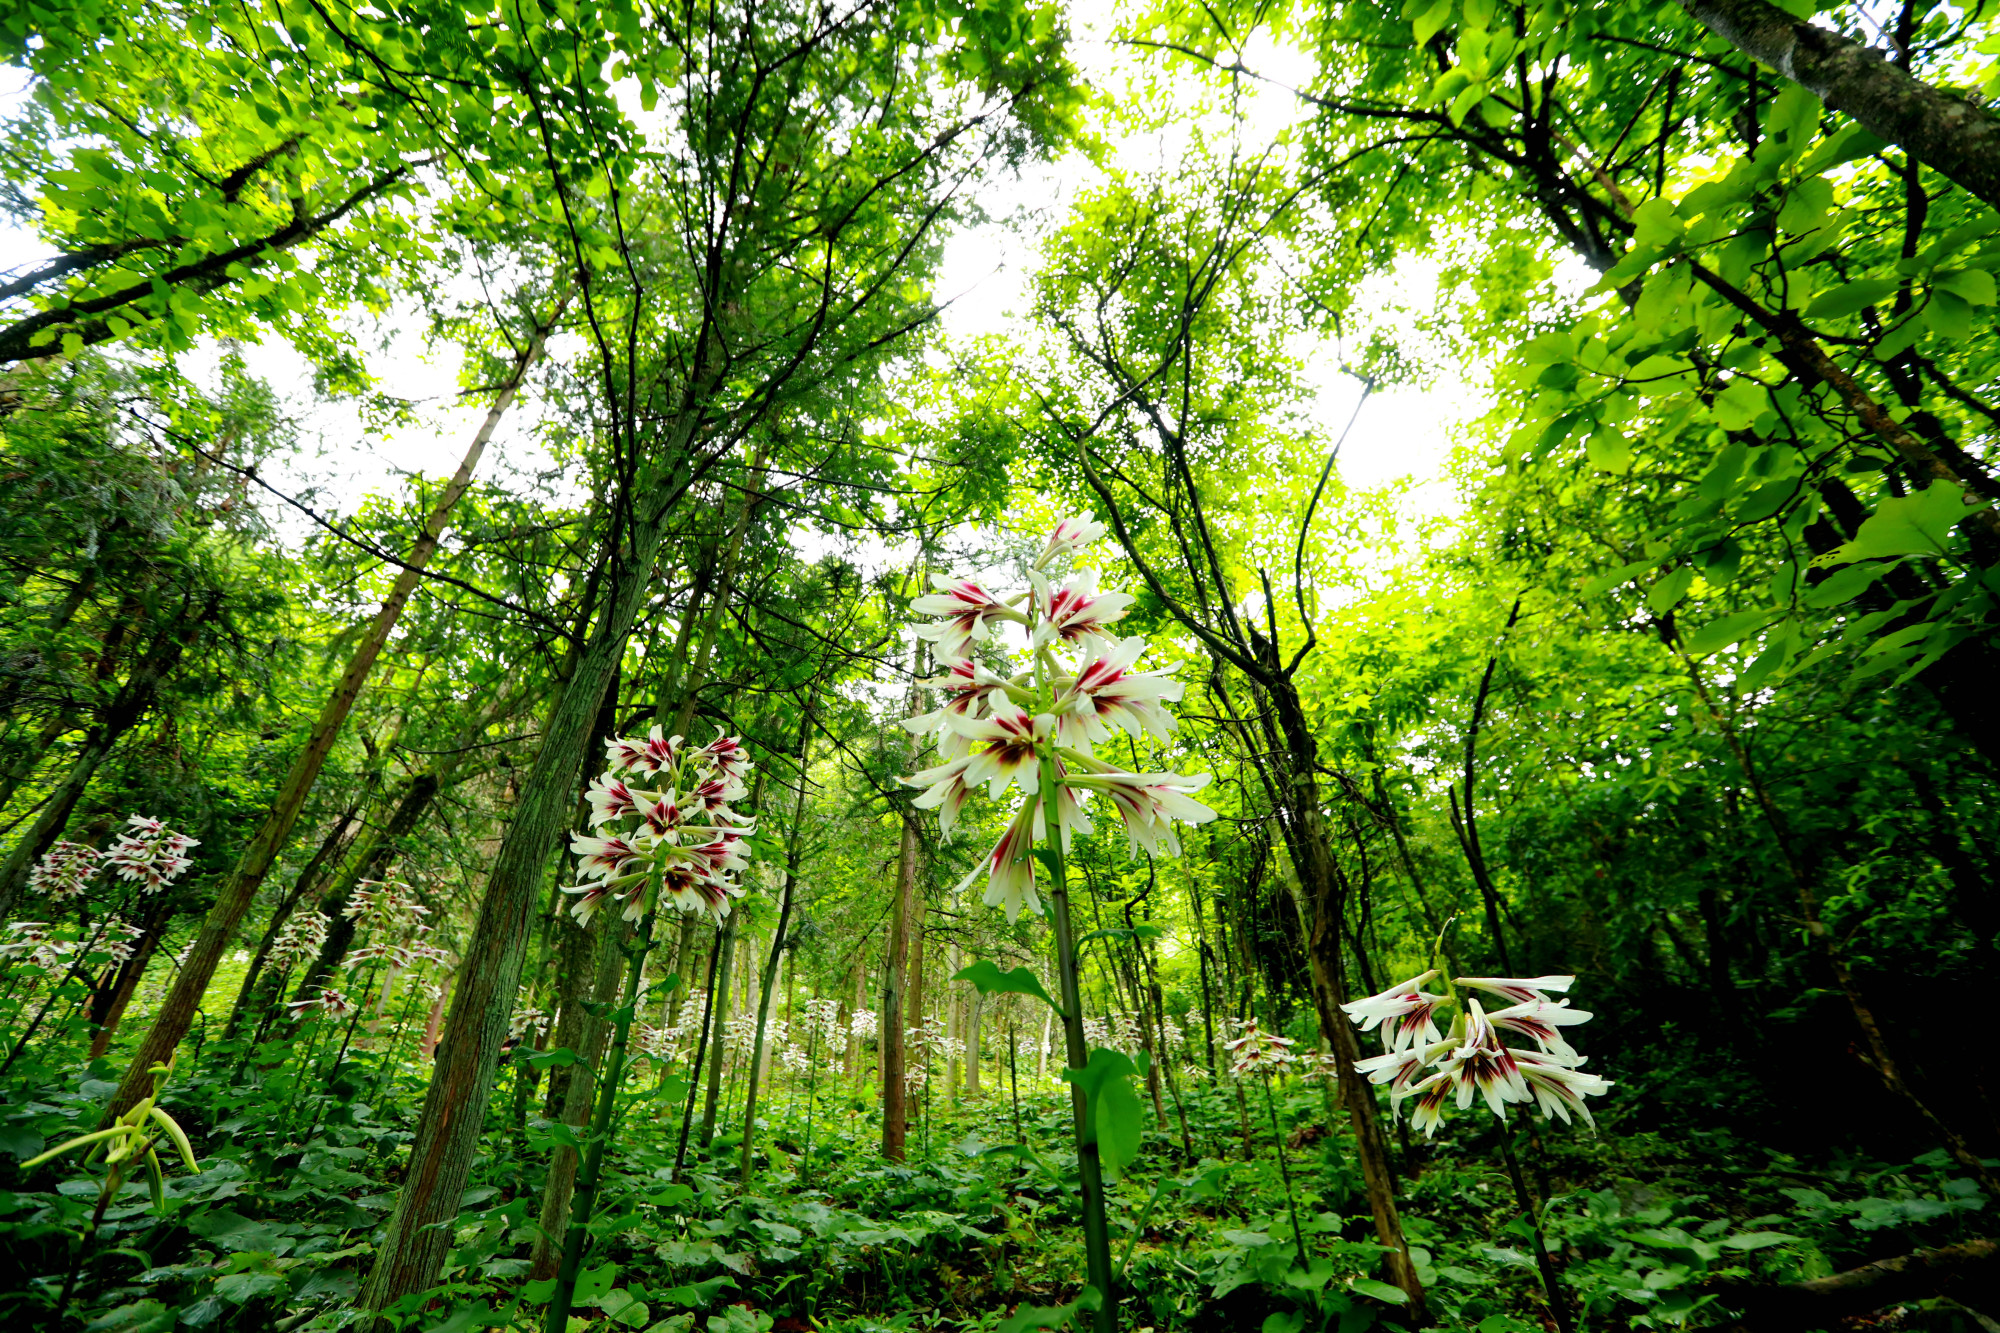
left=356, top=472, right=671, bottom=1322
left=284, top=773, right=444, bottom=1018
left=530, top=910, right=623, bottom=1280
left=740, top=708, right=811, bottom=1184
left=0, top=599, right=213, bottom=919
left=881, top=815, right=917, bottom=1160
left=109, top=307, right=562, bottom=1123
left=698, top=911, right=737, bottom=1148
left=221, top=801, right=362, bottom=1041
left=85, top=897, right=173, bottom=1059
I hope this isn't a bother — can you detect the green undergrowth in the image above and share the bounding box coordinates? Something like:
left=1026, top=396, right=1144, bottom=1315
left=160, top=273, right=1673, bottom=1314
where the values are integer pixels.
left=0, top=1041, right=1990, bottom=1333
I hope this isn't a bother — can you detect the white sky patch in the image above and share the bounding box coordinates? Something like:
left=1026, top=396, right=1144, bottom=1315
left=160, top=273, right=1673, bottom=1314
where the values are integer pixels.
left=1, top=0, right=1486, bottom=549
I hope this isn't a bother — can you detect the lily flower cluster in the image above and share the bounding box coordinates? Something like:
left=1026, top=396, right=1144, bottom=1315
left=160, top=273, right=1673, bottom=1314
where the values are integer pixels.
left=1223, top=1018, right=1297, bottom=1078
left=28, top=841, right=101, bottom=902
left=1342, top=971, right=1611, bottom=1136
left=268, top=909, right=330, bottom=969
left=287, top=985, right=355, bottom=1020
left=563, top=728, right=755, bottom=927
left=105, top=816, right=199, bottom=893
left=901, top=517, right=1218, bottom=921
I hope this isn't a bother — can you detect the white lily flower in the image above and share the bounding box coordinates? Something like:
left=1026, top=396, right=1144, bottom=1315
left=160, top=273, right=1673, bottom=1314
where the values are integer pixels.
left=1029, top=567, right=1134, bottom=647
left=1486, top=998, right=1593, bottom=1056
left=906, top=754, right=976, bottom=838
left=951, top=707, right=1055, bottom=800
left=1515, top=1048, right=1612, bottom=1129
left=953, top=798, right=1042, bottom=923
left=911, top=576, right=1020, bottom=658
left=1055, top=635, right=1184, bottom=748
left=1034, top=515, right=1108, bottom=569
left=1437, top=999, right=1530, bottom=1117
left=1339, top=970, right=1448, bottom=1051
left=1455, top=975, right=1575, bottom=1005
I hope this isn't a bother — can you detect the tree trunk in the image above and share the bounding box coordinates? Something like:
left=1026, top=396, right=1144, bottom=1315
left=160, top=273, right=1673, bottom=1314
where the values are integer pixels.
left=740, top=709, right=811, bottom=1183
left=86, top=897, right=173, bottom=1059
left=880, top=814, right=917, bottom=1160
left=108, top=305, right=561, bottom=1124
left=1677, top=0, right=2000, bottom=211
left=355, top=486, right=666, bottom=1322
left=284, top=772, right=444, bottom=1018
left=698, top=911, right=737, bottom=1148
left=221, top=801, right=362, bottom=1041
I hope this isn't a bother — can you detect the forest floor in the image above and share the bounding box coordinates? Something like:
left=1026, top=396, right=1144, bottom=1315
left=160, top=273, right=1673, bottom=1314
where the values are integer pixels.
left=2, top=1027, right=1993, bottom=1333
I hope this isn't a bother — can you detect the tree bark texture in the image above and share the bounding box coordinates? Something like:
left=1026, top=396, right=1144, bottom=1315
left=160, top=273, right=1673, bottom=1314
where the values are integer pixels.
left=880, top=814, right=917, bottom=1160
left=1678, top=0, right=2000, bottom=210
left=530, top=909, right=623, bottom=1280
left=356, top=501, right=665, bottom=1322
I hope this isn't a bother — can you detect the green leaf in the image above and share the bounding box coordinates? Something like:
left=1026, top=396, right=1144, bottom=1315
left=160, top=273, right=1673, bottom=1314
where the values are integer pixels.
left=1645, top=566, right=1694, bottom=615
left=1935, top=268, right=1996, bottom=305
left=1683, top=609, right=1778, bottom=655
left=1585, top=428, right=1632, bottom=473
left=953, top=960, right=1063, bottom=1016
left=421, top=1303, right=497, bottom=1333
left=1350, top=1276, right=1411, bottom=1304
left=996, top=1286, right=1101, bottom=1333
left=1832, top=483, right=1986, bottom=561
left=1710, top=378, right=1766, bottom=431
left=1802, top=561, right=1887, bottom=609
left=1723, top=1231, right=1801, bottom=1250
left=573, top=1262, right=619, bottom=1305
left=214, top=1272, right=286, bottom=1305
left=1805, top=277, right=1901, bottom=320
left=1412, top=0, right=1452, bottom=48
left=1062, top=1048, right=1144, bottom=1178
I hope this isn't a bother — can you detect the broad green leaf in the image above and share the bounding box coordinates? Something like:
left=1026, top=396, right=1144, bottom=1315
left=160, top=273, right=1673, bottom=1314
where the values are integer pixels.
left=1412, top=0, right=1452, bottom=48
left=1935, top=268, right=1996, bottom=305
left=953, top=959, right=1063, bottom=1016
left=1350, top=1276, right=1411, bottom=1304
left=1645, top=566, right=1693, bottom=615
left=1723, top=1231, right=1802, bottom=1250
left=1586, top=428, right=1632, bottom=473
left=1683, top=609, right=1778, bottom=655
left=1802, top=562, right=1886, bottom=609
left=1805, top=277, right=1900, bottom=320
left=1062, top=1048, right=1144, bottom=1177
left=573, top=1262, right=618, bottom=1305
left=1832, top=483, right=1985, bottom=561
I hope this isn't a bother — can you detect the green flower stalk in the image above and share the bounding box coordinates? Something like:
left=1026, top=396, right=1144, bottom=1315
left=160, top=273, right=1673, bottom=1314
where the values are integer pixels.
left=900, top=516, right=1218, bottom=1333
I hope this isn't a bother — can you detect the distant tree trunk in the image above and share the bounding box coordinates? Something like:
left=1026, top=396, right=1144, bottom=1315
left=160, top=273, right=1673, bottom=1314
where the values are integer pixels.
left=699, top=911, right=738, bottom=1148
left=881, top=816, right=917, bottom=1160
left=846, top=938, right=868, bottom=1082
left=109, top=304, right=561, bottom=1124
left=964, top=985, right=983, bottom=1098
left=419, top=975, right=450, bottom=1060
left=221, top=801, right=363, bottom=1041
left=284, top=772, right=444, bottom=1019
left=530, top=910, right=623, bottom=1280
left=86, top=896, right=174, bottom=1058
left=739, top=706, right=813, bottom=1184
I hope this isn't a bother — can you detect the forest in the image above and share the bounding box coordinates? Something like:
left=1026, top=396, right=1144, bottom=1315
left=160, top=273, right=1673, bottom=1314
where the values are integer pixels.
left=2, top=0, right=1998, bottom=1328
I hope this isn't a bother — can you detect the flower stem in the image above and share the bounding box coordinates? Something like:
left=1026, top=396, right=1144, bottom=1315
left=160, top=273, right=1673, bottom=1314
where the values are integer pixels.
left=1496, top=1111, right=1572, bottom=1333
left=1263, top=1076, right=1309, bottom=1271
left=1040, top=753, right=1118, bottom=1333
